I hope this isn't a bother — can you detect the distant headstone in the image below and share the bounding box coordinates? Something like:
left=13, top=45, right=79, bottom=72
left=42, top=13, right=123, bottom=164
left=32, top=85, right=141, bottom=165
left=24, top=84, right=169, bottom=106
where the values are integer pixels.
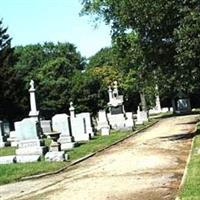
left=136, top=106, right=148, bottom=125
left=52, top=114, right=75, bottom=150
left=177, top=98, right=191, bottom=114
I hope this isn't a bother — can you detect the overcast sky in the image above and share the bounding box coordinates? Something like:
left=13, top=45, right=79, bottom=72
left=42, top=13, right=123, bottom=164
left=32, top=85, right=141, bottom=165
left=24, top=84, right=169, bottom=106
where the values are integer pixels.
left=0, top=0, right=111, bottom=58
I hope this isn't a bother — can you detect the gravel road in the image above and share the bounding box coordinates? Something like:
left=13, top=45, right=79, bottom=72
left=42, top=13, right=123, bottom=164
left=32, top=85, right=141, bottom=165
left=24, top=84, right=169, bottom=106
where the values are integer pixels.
left=0, top=115, right=199, bottom=200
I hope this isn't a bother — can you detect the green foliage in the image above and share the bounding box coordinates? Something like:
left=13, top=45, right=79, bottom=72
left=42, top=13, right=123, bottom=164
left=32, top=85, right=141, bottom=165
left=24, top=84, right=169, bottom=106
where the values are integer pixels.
left=175, top=0, right=200, bottom=93
left=0, top=19, right=19, bottom=121
left=81, top=0, right=200, bottom=99
left=87, top=47, right=114, bottom=68
left=70, top=65, right=122, bottom=114
left=13, top=42, right=86, bottom=118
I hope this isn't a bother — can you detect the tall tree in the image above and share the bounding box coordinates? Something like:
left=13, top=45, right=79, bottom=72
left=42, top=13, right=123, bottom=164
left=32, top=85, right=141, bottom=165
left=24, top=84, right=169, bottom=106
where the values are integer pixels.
left=80, top=0, right=188, bottom=97
left=13, top=42, right=86, bottom=118
left=175, top=0, right=200, bottom=93
left=0, top=19, right=17, bottom=121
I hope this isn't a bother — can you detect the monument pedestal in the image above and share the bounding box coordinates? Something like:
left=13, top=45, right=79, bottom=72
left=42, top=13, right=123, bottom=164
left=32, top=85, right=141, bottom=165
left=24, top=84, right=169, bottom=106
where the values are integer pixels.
left=16, top=139, right=48, bottom=156
left=58, top=135, right=75, bottom=150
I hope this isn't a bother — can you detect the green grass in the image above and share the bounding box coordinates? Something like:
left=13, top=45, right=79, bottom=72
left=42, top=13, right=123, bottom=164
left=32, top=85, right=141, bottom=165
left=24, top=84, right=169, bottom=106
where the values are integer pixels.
left=0, top=147, right=16, bottom=156
left=0, top=161, right=67, bottom=185
left=179, top=125, right=200, bottom=200
left=0, top=119, right=157, bottom=185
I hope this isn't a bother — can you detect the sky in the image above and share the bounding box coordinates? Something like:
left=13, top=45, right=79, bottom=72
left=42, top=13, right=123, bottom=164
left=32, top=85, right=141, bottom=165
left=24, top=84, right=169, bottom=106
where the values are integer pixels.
left=0, top=0, right=111, bottom=58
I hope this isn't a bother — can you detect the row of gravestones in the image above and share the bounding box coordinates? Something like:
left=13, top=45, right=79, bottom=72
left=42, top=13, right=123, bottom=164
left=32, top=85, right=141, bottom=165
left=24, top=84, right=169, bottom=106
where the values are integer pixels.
left=0, top=109, right=94, bottom=164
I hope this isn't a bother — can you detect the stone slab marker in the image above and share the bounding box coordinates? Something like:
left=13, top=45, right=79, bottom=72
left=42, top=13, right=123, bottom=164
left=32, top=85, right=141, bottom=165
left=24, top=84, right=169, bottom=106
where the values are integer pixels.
left=15, top=118, right=47, bottom=162
left=52, top=114, right=75, bottom=150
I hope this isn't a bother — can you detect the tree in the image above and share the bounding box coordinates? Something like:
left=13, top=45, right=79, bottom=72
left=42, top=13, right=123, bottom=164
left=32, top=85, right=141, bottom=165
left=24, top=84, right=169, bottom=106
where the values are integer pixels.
left=87, top=47, right=114, bottom=68
left=0, top=19, right=18, bottom=121
left=13, top=42, right=86, bottom=119
left=81, top=1, right=183, bottom=92
left=175, top=0, right=200, bottom=93
left=70, top=65, right=122, bottom=114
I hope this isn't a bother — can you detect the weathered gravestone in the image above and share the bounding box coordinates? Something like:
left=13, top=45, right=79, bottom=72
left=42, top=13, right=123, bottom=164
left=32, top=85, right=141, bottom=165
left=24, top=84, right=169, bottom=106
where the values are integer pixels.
left=40, top=120, right=52, bottom=134
left=52, top=114, right=75, bottom=150
left=15, top=118, right=47, bottom=163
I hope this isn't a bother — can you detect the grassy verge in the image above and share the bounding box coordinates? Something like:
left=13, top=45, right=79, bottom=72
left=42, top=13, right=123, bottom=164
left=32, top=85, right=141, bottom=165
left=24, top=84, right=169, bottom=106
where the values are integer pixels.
left=179, top=124, right=200, bottom=200
left=0, top=118, right=157, bottom=185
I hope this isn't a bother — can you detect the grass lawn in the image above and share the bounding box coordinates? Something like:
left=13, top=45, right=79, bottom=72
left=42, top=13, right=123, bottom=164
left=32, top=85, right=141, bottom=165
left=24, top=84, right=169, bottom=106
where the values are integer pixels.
left=179, top=124, right=200, bottom=200
left=0, top=118, right=157, bottom=185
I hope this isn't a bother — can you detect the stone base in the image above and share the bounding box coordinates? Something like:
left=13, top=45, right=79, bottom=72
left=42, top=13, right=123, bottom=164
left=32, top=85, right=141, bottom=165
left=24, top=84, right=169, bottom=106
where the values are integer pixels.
left=45, top=151, right=66, bottom=162
left=135, top=120, right=144, bottom=125
left=101, top=126, right=110, bottom=136
left=58, top=135, right=74, bottom=143
left=0, top=142, right=5, bottom=148
left=10, top=141, right=18, bottom=147
left=61, top=142, right=75, bottom=151
left=16, top=139, right=48, bottom=156
left=16, top=146, right=48, bottom=156
left=16, top=155, right=41, bottom=163
left=0, top=155, right=16, bottom=164
left=74, top=134, right=90, bottom=142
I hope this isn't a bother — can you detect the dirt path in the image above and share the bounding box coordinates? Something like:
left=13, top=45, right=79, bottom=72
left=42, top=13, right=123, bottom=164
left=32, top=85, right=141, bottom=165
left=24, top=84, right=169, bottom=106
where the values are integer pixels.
left=0, top=115, right=199, bottom=200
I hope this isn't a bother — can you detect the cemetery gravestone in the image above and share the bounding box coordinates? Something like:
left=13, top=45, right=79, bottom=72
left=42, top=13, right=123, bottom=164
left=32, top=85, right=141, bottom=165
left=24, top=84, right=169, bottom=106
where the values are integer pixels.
left=76, top=112, right=94, bottom=137
left=71, top=115, right=90, bottom=142
left=15, top=118, right=47, bottom=162
left=52, top=114, right=75, bottom=150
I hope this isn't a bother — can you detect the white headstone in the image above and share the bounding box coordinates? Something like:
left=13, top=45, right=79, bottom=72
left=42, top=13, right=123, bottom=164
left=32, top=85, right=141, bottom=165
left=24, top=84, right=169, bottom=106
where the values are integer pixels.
left=70, top=115, right=90, bottom=142
left=52, top=114, right=74, bottom=150
left=77, top=112, right=94, bottom=137
left=15, top=118, right=47, bottom=156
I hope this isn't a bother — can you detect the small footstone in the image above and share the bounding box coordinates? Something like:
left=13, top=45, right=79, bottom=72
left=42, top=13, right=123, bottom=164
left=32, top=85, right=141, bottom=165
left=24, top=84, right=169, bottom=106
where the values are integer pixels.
left=45, top=151, right=67, bottom=162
